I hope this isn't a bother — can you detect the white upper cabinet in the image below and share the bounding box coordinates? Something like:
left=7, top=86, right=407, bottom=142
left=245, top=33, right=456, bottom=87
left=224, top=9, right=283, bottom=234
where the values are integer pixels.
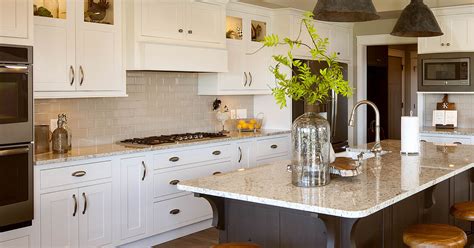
left=330, top=25, right=352, bottom=61
left=127, top=0, right=228, bottom=72
left=33, top=0, right=125, bottom=98
left=198, top=5, right=275, bottom=95
left=419, top=11, right=474, bottom=54
left=0, top=0, right=32, bottom=45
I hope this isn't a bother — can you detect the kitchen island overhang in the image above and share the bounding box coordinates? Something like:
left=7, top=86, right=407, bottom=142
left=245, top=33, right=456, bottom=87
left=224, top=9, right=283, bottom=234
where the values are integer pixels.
left=178, top=140, right=474, bottom=247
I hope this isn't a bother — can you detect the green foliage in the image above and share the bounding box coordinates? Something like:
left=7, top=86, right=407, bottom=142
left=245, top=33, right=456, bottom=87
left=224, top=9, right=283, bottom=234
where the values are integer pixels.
left=261, top=12, right=353, bottom=108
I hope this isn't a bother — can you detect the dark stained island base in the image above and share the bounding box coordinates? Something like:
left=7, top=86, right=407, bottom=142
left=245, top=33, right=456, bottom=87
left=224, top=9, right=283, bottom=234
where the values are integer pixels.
left=178, top=141, right=474, bottom=247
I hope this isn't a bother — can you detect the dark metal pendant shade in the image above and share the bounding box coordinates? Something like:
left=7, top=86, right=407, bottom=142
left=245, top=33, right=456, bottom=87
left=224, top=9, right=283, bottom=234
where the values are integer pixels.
left=391, top=0, right=443, bottom=37
left=313, top=0, right=380, bottom=22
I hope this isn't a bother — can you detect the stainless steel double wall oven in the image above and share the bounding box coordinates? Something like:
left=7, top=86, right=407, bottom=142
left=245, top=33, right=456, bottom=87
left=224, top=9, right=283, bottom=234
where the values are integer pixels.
left=0, top=44, right=34, bottom=231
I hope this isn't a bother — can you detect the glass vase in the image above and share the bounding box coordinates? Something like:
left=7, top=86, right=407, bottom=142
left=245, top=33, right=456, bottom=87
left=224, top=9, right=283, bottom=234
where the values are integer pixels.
left=291, top=104, right=331, bottom=187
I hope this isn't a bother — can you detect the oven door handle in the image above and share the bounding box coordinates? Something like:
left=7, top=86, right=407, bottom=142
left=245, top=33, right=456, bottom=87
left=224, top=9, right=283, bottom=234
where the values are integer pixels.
left=0, top=65, right=29, bottom=73
left=0, top=147, right=29, bottom=157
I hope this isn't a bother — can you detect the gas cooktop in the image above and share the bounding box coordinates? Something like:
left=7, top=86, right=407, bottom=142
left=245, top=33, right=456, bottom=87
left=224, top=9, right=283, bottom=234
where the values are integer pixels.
left=119, top=132, right=228, bottom=147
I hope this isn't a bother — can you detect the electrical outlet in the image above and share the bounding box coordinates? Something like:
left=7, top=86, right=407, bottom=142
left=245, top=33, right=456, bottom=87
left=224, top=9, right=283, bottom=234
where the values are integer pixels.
left=50, top=119, right=57, bottom=132
left=230, top=110, right=237, bottom=119
left=236, top=109, right=247, bottom=119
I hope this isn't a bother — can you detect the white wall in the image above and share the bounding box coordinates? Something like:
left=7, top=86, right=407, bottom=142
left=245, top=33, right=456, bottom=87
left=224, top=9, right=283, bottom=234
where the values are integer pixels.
left=254, top=95, right=293, bottom=130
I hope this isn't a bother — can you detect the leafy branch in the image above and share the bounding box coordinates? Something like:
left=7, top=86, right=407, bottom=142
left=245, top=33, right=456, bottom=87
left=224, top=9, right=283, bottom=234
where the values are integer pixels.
left=255, top=12, right=353, bottom=108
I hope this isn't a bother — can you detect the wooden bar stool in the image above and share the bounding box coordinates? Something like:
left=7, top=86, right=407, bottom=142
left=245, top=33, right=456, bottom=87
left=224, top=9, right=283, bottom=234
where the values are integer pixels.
left=211, top=243, right=260, bottom=248
left=451, top=201, right=474, bottom=222
left=403, top=224, right=467, bottom=248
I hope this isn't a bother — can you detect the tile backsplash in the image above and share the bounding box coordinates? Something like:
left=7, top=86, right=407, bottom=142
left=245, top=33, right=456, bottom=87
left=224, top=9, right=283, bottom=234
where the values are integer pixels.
left=423, top=94, right=474, bottom=128
left=35, top=71, right=254, bottom=147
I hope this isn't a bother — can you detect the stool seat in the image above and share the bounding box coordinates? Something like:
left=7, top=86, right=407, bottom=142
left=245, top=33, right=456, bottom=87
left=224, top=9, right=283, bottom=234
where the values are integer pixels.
left=212, top=243, right=260, bottom=248
left=403, top=224, right=467, bottom=248
left=451, top=201, right=474, bottom=221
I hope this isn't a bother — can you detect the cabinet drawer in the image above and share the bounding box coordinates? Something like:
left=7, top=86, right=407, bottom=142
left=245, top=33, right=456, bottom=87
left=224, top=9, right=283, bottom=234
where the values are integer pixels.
left=154, top=144, right=232, bottom=169
left=154, top=161, right=232, bottom=198
left=420, top=135, right=471, bottom=145
left=153, top=194, right=211, bottom=234
left=0, top=236, right=29, bottom=248
left=40, top=161, right=112, bottom=189
left=256, top=136, right=290, bottom=158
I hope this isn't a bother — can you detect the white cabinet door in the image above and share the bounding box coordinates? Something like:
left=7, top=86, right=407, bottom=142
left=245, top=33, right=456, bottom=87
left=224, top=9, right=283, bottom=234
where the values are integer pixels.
left=330, top=26, right=351, bottom=61
left=219, top=40, right=246, bottom=91
left=78, top=183, right=112, bottom=247
left=185, top=1, right=224, bottom=44
left=418, top=17, right=448, bottom=54
left=0, top=0, right=28, bottom=38
left=140, top=0, right=185, bottom=40
left=40, top=189, right=79, bottom=248
left=120, top=156, right=148, bottom=239
left=236, top=141, right=256, bottom=168
left=0, top=236, right=29, bottom=248
left=445, top=14, right=474, bottom=52
left=75, top=0, right=122, bottom=92
left=33, top=0, right=76, bottom=92
left=246, top=43, right=274, bottom=91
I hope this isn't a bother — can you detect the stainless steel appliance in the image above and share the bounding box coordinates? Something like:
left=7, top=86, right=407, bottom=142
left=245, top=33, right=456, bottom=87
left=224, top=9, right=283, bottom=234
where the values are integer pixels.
left=0, top=44, right=33, bottom=231
left=292, top=60, right=349, bottom=153
left=418, top=53, right=474, bottom=92
left=119, top=132, right=227, bottom=148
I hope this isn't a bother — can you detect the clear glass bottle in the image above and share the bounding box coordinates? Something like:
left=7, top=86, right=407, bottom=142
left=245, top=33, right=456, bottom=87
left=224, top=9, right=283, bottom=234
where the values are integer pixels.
left=52, top=115, right=69, bottom=154
left=291, top=104, right=331, bottom=187
left=63, top=114, right=72, bottom=151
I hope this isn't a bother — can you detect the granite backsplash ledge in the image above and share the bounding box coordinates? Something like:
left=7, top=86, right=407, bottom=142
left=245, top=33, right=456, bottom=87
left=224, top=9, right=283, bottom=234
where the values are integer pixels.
left=35, top=71, right=254, bottom=147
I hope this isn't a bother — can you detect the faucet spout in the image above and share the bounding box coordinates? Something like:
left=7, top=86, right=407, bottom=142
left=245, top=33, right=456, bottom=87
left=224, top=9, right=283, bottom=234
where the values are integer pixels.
left=349, top=100, right=383, bottom=156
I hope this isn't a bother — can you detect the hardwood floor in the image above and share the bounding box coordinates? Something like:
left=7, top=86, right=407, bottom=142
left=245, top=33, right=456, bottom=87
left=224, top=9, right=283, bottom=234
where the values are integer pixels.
left=154, top=228, right=218, bottom=248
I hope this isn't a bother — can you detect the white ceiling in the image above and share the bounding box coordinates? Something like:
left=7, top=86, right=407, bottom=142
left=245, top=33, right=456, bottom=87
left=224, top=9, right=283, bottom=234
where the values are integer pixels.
left=239, top=0, right=474, bottom=12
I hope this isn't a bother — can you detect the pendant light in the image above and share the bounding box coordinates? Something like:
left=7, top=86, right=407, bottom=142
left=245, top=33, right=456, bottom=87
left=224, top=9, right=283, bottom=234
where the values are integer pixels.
left=391, top=0, right=443, bottom=37
left=313, top=0, right=380, bottom=22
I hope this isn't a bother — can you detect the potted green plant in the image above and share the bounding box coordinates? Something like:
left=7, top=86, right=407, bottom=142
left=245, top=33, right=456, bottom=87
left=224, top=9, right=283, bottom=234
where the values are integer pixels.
left=259, top=12, right=353, bottom=187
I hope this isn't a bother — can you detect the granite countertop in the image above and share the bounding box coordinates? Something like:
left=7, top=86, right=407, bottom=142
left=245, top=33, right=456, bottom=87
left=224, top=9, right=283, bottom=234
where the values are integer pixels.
left=34, top=129, right=291, bottom=166
left=177, top=140, right=474, bottom=218
left=420, top=126, right=474, bottom=136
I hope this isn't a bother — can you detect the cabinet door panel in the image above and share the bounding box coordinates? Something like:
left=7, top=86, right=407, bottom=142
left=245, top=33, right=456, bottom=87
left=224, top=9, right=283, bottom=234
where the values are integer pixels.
left=219, top=40, right=246, bottom=90
left=0, top=236, right=29, bottom=248
left=120, top=156, right=148, bottom=239
left=78, top=183, right=112, bottom=247
left=246, top=43, right=274, bottom=90
left=237, top=141, right=256, bottom=168
left=330, top=26, right=351, bottom=61
left=140, top=0, right=185, bottom=40
left=0, top=0, right=28, bottom=38
left=185, top=2, right=223, bottom=44
left=40, top=189, right=79, bottom=248
left=446, top=14, right=474, bottom=52
left=418, top=17, right=447, bottom=54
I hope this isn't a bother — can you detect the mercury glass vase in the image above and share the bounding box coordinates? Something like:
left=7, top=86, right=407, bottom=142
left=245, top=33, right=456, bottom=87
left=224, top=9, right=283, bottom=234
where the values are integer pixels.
left=291, top=105, right=331, bottom=187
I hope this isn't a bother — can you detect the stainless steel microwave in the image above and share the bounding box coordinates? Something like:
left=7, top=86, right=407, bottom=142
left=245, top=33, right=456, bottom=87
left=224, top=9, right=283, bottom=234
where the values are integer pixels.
left=419, top=53, right=474, bottom=92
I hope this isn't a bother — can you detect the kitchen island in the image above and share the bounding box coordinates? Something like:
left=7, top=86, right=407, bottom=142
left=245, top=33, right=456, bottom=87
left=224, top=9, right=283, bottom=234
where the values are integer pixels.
left=178, top=140, right=474, bottom=247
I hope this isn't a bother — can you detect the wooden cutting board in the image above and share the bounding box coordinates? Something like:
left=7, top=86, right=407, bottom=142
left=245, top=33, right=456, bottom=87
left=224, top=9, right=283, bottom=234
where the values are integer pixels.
left=330, top=157, right=363, bottom=177
left=436, top=94, right=456, bottom=110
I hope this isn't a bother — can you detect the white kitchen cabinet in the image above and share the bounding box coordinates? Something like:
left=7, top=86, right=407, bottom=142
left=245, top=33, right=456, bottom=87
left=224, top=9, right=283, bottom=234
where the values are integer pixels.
left=236, top=141, right=256, bottom=168
left=40, top=183, right=113, bottom=248
left=330, top=25, right=352, bottom=61
left=0, top=0, right=29, bottom=39
left=198, top=7, right=274, bottom=95
left=420, top=134, right=472, bottom=145
left=185, top=1, right=224, bottom=44
left=34, top=0, right=125, bottom=98
left=418, top=14, right=474, bottom=54
left=40, top=189, right=79, bottom=248
left=120, top=156, right=148, bottom=240
left=0, top=236, right=29, bottom=248
left=140, top=0, right=185, bottom=40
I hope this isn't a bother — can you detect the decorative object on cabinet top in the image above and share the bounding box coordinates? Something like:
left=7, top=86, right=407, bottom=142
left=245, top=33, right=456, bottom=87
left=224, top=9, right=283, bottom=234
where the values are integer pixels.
left=35, top=130, right=291, bottom=166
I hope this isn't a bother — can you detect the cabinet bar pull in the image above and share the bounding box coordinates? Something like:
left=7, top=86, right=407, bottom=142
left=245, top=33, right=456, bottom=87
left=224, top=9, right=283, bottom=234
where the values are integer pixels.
left=249, top=72, right=253, bottom=86
left=420, top=140, right=427, bottom=143
left=238, top=147, right=242, bottom=163
left=72, top=194, right=78, bottom=217
left=454, top=142, right=462, bottom=145
left=169, top=179, right=180, bottom=185
left=169, top=157, right=179, bottom=162
left=82, top=192, right=87, bottom=215
left=270, top=144, right=278, bottom=149
left=142, top=161, right=147, bottom=181
left=69, top=66, right=75, bottom=86
left=213, top=171, right=222, bottom=175
left=79, top=66, right=84, bottom=86
left=212, top=150, right=221, bottom=155
left=244, top=72, right=248, bottom=87
left=72, top=171, right=86, bottom=177
left=169, top=209, right=180, bottom=215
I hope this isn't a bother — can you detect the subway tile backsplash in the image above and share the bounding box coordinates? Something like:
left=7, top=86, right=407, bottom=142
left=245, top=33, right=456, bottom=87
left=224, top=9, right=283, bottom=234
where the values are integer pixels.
left=35, top=71, right=254, bottom=147
left=423, top=94, right=474, bottom=128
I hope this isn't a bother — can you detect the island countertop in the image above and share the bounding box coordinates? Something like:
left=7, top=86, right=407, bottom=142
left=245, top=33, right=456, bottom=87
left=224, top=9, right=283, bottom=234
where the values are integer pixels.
left=177, top=140, right=474, bottom=218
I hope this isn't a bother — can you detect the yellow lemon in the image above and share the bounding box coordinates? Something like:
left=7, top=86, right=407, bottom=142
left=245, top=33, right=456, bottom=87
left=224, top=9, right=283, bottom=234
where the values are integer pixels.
left=241, top=123, right=249, bottom=129
left=249, top=119, right=257, bottom=124
left=248, top=124, right=255, bottom=130
left=238, top=120, right=246, bottom=125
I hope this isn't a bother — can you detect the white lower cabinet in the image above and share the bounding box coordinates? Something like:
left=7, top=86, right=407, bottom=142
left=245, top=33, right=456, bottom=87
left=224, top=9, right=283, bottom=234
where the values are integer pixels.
left=40, top=183, right=112, bottom=248
left=0, top=236, right=30, bottom=248
left=236, top=141, right=256, bottom=168
left=420, top=134, right=472, bottom=145
left=120, top=156, right=149, bottom=240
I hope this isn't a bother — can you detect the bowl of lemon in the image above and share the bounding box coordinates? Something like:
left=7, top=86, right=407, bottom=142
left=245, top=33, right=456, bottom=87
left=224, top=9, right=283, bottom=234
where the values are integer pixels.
left=236, top=114, right=264, bottom=133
